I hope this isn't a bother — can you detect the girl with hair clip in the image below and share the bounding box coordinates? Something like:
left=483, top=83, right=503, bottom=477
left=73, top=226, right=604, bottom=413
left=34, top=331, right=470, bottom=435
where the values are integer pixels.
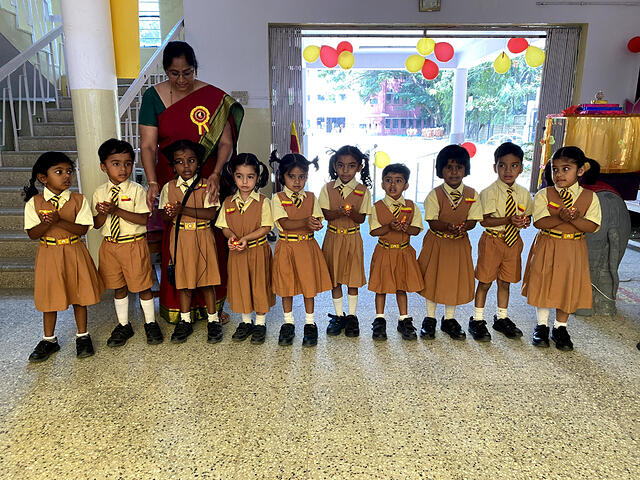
left=269, top=151, right=332, bottom=347
left=522, top=146, right=602, bottom=351
left=318, top=145, right=373, bottom=337
left=23, top=152, right=104, bottom=362
left=216, top=153, right=275, bottom=344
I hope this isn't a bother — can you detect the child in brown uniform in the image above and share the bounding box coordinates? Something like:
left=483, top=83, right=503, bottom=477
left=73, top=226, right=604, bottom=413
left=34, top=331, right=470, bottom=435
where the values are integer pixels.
left=23, top=152, right=104, bottom=361
left=270, top=151, right=332, bottom=347
left=418, top=145, right=483, bottom=341
left=93, top=139, right=162, bottom=347
left=470, top=142, right=533, bottom=342
left=159, top=140, right=222, bottom=344
left=369, top=163, right=424, bottom=341
left=318, top=145, right=373, bottom=338
left=522, top=147, right=601, bottom=351
left=216, top=154, right=274, bottom=344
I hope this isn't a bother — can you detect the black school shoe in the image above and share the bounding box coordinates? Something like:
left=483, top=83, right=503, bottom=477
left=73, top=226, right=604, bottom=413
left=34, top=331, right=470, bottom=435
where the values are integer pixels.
left=251, top=325, right=267, bottom=344
left=441, top=318, right=466, bottom=340
left=278, top=323, right=295, bottom=346
left=420, top=317, right=436, bottom=339
left=532, top=324, right=550, bottom=347
left=232, top=322, right=254, bottom=342
left=551, top=326, right=574, bottom=351
left=107, top=323, right=134, bottom=347
left=492, top=315, right=523, bottom=338
left=171, top=320, right=193, bottom=344
left=303, top=323, right=318, bottom=347
left=29, top=339, right=60, bottom=362
left=468, top=318, right=491, bottom=342
left=144, top=321, right=164, bottom=345
left=371, top=317, right=387, bottom=341
left=207, top=321, right=223, bottom=344
left=397, top=317, right=417, bottom=340
left=326, top=313, right=347, bottom=336
left=344, top=315, right=360, bottom=337
left=76, top=334, right=95, bottom=358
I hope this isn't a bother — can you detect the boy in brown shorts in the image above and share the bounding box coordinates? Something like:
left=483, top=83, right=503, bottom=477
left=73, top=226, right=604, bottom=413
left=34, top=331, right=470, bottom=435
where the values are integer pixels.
left=93, top=138, right=162, bottom=346
left=469, top=142, right=533, bottom=341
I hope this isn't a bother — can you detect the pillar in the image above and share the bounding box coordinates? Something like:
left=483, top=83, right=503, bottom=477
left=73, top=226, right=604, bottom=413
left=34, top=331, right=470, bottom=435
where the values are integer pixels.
left=60, top=0, right=120, bottom=259
left=449, top=68, right=468, bottom=145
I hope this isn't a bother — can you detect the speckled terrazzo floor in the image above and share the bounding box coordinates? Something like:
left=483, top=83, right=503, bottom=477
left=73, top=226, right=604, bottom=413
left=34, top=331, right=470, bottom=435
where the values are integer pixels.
left=1, top=225, right=639, bottom=480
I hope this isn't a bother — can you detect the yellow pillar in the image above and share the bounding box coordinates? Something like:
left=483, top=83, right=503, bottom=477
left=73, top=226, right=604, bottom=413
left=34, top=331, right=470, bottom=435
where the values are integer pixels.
left=110, top=0, right=140, bottom=78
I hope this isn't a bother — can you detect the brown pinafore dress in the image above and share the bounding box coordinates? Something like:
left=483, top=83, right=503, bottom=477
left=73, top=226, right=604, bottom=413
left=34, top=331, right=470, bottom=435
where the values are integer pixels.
left=521, top=187, right=594, bottom=313
left=321, top=181, right=367, bottom=288
left=33, top=193, right=104, bottom=312
left=272, top=191, right=332, bottom=298
left=223, top=194, right=275, bottom=314
left=418, top=185, right=476, bottom=305
left=368, top=199, right=424, bottom=294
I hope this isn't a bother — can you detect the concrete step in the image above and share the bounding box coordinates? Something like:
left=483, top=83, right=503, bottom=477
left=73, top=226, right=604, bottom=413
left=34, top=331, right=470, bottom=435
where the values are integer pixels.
left=0, top=231, right=37, bottom=257
left=58, top=97, right=72, bottom=108
left=0, top=186, right=79, bottom=207
left=46, top=108, right=74, bottom=122
left=0, top=167, right=78, bottom=187
left=0, top=258, right=34, bottom=289
left=0, top=151, right=78, bottom=167
left=18, top=136, right=77, bottom=151
left=0, top=207, right=24, bottom=230
left=32, top=122, right=134, bottom=137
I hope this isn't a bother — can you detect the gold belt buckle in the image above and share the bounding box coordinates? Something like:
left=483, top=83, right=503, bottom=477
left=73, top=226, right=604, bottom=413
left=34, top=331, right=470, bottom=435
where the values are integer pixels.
left=57, top=238, right=70, bottom=245
left=563, top=233, right=572, bottom=239
left=390, top=243, right=399, bottom=249
left=338, top=228, right=347, bottom=234
left=184, top=222, right=196, bottom=230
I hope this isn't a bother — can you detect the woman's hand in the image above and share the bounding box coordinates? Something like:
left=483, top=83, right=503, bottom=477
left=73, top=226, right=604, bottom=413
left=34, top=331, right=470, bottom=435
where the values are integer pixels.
left=146, top=183, right=160, bottom=211
left=206, top=172, right=221, bottom=205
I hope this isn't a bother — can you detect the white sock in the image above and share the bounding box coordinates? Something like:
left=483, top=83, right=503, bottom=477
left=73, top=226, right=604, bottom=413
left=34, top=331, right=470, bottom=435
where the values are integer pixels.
left=76, top=331, right=89, bottom=337
left=43, top=335, right=57, bottom=342
left=255, top=314, right=266, bottom=326
left=497, top=307, right=508, bottom=319
left=445, top=305, right=456, bottom=319
left=554, top=319, right=568, bottom=328
left=208, top=312, right=219, bottom=323
left=348, top=294, right=358, bottom=315
left=241, top=313, right=252, bottom=324
left=283, top=311, right=294, bottom=324
left=305, top=313, right=315, bottom=325
left=398, top=314, right=409, bottom=321
left=426, top=299, right=436, bottom=318
left=332, top=297, right=343, bottom=316
left=376, top=313, right=385, bottom=319
left=181, top=312, right=191, bottom=323
left=536, top=307, right=550, bottom=326
left=140, top=298, right=155, bottom=324
left=114, top=296, right=129, bottom=326
left=474, top=307, right=484, bottom=321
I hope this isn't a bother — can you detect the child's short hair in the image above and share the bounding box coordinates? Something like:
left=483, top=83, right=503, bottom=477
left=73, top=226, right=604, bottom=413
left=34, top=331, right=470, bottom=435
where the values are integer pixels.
left=381, top=163, right=410, bottom=182
left=269, top=150, right=319, bottom=185
left=494, top=142, right=523, bottom=164
left=328, top=145, right=372, bottom=188
left=162, top=139, right=206, bottom=166
left=23, top=152, right=75, bottom=202
left=222, top=153, right=269, bottom=193
left=544, top=146, right=601, bottom=186
left=98, top=138, right=135, bottom=164
left=435, top=144, right=470, bottom=178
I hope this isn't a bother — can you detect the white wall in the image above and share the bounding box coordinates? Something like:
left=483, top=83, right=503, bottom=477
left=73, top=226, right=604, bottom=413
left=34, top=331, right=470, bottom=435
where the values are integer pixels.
left=184, top=0, right=640, bottom=108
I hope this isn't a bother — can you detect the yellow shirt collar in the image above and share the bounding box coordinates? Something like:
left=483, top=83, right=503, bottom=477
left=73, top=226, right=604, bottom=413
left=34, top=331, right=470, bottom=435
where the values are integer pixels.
left=43, top=187, right=70, bottom=201
left=176, top=176, right=198, bottom=191
left=108, top=179, right=130, bottom=191
left=554, top=182, right=582, bottom=198
left=497, top=180, right=517, bottom=192
left=232, top=190, right=260, bottom=203
left=443, top=182, right=464, bottom=195
left=283, top=186, right=306, bottom=199
left=383, top=194, right=405, bottom=209
left=334, top=178, right=358, bottom=190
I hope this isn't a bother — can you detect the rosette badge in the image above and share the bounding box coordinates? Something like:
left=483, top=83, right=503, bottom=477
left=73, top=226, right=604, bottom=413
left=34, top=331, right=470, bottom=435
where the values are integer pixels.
left=190, top=105, right=211, bottom=135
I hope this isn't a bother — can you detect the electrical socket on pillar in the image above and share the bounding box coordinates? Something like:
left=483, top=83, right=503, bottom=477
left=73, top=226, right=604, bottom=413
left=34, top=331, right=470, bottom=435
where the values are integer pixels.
left=231, top=91, right=249, bottom=105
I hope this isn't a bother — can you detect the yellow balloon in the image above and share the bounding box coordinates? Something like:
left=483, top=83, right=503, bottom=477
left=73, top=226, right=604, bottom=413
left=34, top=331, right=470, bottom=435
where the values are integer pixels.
left=493, top=52, right=511, bottom=74
left=374, top=151, right=391, bottom=169
left=405, top=54, right=425, bottom=73
left=303, top=45, right=320, bottom=63
left=525, top=45, right=545, bottom=68
left=416, top=37, right=435, bottom=56
left=338, top=51, right=355, bottom=69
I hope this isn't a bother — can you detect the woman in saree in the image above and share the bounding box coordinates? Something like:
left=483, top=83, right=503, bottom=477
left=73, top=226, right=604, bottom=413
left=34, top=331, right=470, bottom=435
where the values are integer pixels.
left=139, top=41, right=244, bottom=324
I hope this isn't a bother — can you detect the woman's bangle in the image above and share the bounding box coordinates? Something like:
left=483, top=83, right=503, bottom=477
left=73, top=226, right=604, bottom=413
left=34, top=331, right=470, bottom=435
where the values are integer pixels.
left=148, top=181, right=159, bottom=185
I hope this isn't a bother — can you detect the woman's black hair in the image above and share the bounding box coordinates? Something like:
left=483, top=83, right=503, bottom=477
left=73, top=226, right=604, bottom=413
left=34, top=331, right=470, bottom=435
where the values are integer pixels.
left=162, top=139, right=206, bottom=167
left=381, top=163, right=411, bottom=182
left=98, top=138, right=135, bottom=164
left=23, top=151, right=75, bottom=202
left=494, top=142, right=524, bottom=164
left=163, top=41, right=198, bottom=72
left=435, top=144, right=471, bottom=178
left=269, top=150, right=319, bottom=186
left=221, top=153, right=269, bottom=193
left=327, top=145, right=372, bottom=189
left=545, top=146, right=601, bottom=186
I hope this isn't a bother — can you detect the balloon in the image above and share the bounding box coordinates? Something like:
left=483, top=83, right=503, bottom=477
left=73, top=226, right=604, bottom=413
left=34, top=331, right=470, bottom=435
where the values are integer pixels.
left=493, top=52, right=511, bottom=74
left=525, top=45, right=545, bottom=67
left=461, top=142, right=477, bottom=158
left=416, top=37, right=435, bottom=56
left=320, top=45, right=339, bottom=68
left=338, top=51, right=355, bottom=69
left=405, top=54, right=425, bottom=73
left=507, top=38, right=529, bottom=54
left=421, top=59, right=439, bottom=80
left=337, top=41, right=353, bottom=54
left=434, top=42, right=454, bottom=62
left=374, top=151, right=390, bottom=169
left=628, top=36, right=640, bottom=53
left=303, top=45, right=320, bottom=63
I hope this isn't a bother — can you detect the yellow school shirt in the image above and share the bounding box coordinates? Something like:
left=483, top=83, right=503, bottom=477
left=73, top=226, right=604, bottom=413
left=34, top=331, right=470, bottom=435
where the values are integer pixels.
left=158, top=176, right=219, bottom=209
left=369, top=194, right=423, bottom=232
left=24, top=187, right=93, bottom=231
left=215, top=190, right=273, bottom=229
left=91, top=180, right=149, bottom=237
left=317, top=178, right=373, bottom=215
left=271, top=186, right=324, bottom=232
left=532, top=183, right=601, bottom=231
left=423, top=183, right=483, bottom=221
left=479, top=180, right=533, bottom=232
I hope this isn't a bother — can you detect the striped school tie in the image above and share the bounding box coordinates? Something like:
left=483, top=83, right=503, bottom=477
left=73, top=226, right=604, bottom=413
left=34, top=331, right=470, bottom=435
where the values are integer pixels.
left=49, top=194, right=61, bottom=210
left=237, top=199, right=245, bottom=214
left=291, top=192, right=302, bottom=208
left=449, top=189, right=461, bottom=209
left=392, top=203, right=402, bottom=218
left=504, top=187, right=519, bottom=247
left=336, top=183, right=345, bottom=199
left=110, top=186, right=121, bottom=238
left=559, top=188, right=573, bottom=208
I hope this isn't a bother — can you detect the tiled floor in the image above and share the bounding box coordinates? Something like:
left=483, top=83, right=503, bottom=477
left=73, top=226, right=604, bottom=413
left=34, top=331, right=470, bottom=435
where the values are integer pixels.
left=1, top=227, right=639, bottom=479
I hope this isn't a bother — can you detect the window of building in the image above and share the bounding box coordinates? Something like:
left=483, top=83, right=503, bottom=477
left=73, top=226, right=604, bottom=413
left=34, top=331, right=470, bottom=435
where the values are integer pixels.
left=392, top=118, right=398, bottom=128
left=139, top=0, right=161, bottom=47
left=400, top=119, right=406, bottom=128
left=385, top=93, right=392, bottom=104
left=385, top=118, right=391, bottom=128
left=408, top=119, right=414, bottom=128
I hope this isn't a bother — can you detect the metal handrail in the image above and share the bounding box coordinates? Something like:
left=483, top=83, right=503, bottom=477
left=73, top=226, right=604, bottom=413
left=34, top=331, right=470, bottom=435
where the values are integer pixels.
left=0, top=26, right=63, bottom=81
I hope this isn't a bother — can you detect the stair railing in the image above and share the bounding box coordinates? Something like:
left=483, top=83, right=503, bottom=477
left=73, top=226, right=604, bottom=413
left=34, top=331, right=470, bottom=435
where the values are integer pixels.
left=3, top=0, right=60, bottom=44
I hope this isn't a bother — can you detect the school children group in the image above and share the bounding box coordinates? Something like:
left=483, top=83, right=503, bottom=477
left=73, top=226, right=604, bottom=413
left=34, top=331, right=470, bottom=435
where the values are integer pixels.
left=23, top=136, right=603, bottom=362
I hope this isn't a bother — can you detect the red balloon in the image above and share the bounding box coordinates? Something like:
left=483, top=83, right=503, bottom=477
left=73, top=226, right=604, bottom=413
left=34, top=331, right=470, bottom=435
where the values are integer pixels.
left=507, top=38, right=529, bottom=54
left=337, top=41, right=353, bottom=54
left=461, top=142, right=477, bottom=158
left=628, top=36, right=640, bottom=53
left=434, top=42, right=454, bottom=62
left=421, top=59, right=439, bottom=80
left=320, top=45, right=339, bottom=67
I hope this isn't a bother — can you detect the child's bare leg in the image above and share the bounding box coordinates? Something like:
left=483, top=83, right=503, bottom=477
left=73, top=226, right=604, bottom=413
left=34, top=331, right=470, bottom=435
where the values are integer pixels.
left=282, top=296, right=293, bottom=314
left=375, top=293, right=386, bottom=316
left=179, top=290, right=192, bottom=313
left=396, top=290, right=408, bottom=316
left=497, top=279, right=510, bottom=311
left=331, top=284, right=344, bottom=315
left=139, top=288, right=153, bottom=301
left=331, top=284, right=342, bottom=299
left=475, top=281, right=491, bottom=308
left=114, top=286, right=128, bottom=300
left=43, top=311, right=57, bottom=337
left=201, top=286, right=217, bottom=314
left=555, top=309, right=570, bottom=325
left=72, top=305, right=88, bottom=334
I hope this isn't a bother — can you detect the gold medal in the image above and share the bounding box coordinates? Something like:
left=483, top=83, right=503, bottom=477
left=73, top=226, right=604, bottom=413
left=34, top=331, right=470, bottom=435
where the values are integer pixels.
left=190, top=106, right=210, bottom=135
